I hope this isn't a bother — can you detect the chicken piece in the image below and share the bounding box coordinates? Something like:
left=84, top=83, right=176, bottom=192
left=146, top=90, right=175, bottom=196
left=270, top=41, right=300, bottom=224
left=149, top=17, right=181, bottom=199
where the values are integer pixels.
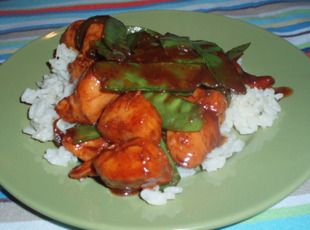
left=69, top=159, right=97, bottom=179
left=80, top=22, right=104, bottom=55
left=60, top=19, right=104, bottom=57
left=187, top=88, right=228, bottom=122
left=60, top=20, right=84, bottom=50
left=62, top=128, right=109, bottom=161
left=56, top=93, right=88, bottom=124
left=167, top=112, right=224, bottom=168
left=97, top=92, right=162, bottom=144
left=68, top=54, right=94, bottom=81
left=56, top=68, right=119, bottom=124
left=93, top=138, right=173, bottom=195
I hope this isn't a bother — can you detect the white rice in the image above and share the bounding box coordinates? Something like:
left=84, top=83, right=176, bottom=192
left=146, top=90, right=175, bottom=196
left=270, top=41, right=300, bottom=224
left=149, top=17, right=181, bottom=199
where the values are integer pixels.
left=21, top=43, right=284, bottom=205
left=202, top=133, right=245, bottom=172
left=21, top=44, right=78, bottom=165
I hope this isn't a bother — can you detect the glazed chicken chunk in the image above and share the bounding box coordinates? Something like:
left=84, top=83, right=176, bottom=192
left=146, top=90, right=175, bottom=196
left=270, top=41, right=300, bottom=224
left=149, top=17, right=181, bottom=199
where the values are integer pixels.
left=97, top=92, right=162, bottom=144
left=56, top=67, right=119, bottom=124
left=93, top=138, right=173, bottom=195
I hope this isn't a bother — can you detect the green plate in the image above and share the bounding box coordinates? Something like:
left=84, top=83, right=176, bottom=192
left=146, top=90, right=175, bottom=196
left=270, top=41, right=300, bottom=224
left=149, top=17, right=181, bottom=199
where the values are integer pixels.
left=0, top=10, right=309, bottom=230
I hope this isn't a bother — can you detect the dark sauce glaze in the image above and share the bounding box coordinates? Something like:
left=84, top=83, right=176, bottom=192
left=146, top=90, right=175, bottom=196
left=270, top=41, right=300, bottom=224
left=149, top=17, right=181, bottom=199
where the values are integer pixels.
left=109, top=187, right=140, bottom=196
left=243, top=74, right=275, bottom=89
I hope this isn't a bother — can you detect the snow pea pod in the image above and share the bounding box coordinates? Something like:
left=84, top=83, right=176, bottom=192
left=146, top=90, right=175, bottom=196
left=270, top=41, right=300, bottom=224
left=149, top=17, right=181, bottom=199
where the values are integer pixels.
left=93, top=61, right=217, bottom=93
left=143, top=92, right=204, bottom=132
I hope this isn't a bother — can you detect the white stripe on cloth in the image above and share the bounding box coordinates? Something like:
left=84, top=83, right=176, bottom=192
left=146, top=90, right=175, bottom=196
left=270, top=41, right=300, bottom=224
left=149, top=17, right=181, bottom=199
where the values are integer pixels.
left=272, top=194, right=310, bottom=209
left=285, top=33, right=310, bottom=46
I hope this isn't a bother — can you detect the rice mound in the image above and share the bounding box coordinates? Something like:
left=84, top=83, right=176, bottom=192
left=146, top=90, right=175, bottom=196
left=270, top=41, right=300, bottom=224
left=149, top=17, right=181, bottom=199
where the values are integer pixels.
left=21, top=44, right=283, bottom=205
left=21, top=44, right=77, bottom=142
left=21, top=44, right=78, bottom=165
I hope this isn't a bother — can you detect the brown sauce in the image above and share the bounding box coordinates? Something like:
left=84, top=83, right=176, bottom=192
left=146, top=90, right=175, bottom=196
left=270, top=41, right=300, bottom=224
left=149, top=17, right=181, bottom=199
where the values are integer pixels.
left=274, top=86, right=293, bottom=98
left=243, top=74, right=275, bottom=89
left=109, top=187, right=140, bottom=196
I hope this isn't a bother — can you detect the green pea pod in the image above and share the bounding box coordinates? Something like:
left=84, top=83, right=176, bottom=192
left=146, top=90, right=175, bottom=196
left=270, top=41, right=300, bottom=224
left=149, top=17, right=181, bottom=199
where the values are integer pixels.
left=193, top=42, right=246, bottom=93
left=226, top=42, right=251, bottom=61
left=159, top=139, right=180, bottom=189
left=143, top=92, right=204, bottom=132
left=93, top=61, right=217, bottom=93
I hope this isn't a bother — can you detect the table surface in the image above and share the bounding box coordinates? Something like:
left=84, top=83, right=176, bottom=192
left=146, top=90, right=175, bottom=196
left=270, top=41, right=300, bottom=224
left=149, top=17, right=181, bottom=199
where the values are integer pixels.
left=0, top=1, right=309, bottom=229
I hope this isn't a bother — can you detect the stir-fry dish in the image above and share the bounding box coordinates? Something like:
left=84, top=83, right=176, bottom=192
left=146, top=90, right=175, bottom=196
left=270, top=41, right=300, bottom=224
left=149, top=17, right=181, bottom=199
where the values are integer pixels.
left=22, top=15, right=292, bottom=202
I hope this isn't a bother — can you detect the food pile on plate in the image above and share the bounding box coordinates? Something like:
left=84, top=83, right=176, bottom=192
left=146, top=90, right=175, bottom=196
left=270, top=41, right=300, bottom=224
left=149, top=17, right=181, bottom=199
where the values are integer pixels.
left=21, top=15, right=290, bottom=205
